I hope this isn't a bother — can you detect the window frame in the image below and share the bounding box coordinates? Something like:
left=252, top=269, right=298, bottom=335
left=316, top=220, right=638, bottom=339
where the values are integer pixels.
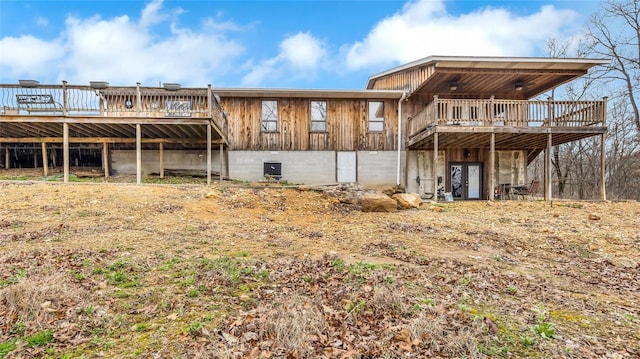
left=261, top=99, right=278, bottom=132
left=310, top=100, right=327, bottom=133
left=367, top=100, right=385, bottom=133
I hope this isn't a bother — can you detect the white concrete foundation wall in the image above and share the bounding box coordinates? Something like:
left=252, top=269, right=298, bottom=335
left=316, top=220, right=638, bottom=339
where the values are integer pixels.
left=228, top=151, right=336, bottom=184
left=406, top=150, right=420, bottom=194
left=111, top=150, right=225, bottom=176
left=356, top=151, right=402, bottom=186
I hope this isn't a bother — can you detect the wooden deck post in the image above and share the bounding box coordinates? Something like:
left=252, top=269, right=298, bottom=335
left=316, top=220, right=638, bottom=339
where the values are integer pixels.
left=4, top=147, right=9, bottom=169
left=63, top=123, right=69, bottom=183
left=219, top=144, right=224, bottom=181
left=489, top=133, right=495, bottom=200
left=544, top=133, right=552, bottom=200
left=207, top=84, right=213, bottom=118
left=62, top=81, right=68, bottom=116
left=136, top=124, right=141, bottom=184
left=136, top=82, right=142, bottom=115
left=601, top=96, right=607, bottom=201
left=206, top=123, right=212, bottom=185
left=159, top=143, right=164, bottom=179
left=41, top=142, right=48, bottom=177
left=601, top=133, right=606, bottom=201
left=433, top=132, right=439, bottom=202
left=102, top=142, right=109, bottom=178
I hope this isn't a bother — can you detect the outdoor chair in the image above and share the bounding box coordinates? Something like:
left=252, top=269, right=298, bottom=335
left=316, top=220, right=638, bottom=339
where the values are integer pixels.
left=514, top=180, right=540, bottom=200
left=494, top=183, right=510, bottom=200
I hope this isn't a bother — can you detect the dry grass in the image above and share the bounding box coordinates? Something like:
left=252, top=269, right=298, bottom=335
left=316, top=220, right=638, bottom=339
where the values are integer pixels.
left=0, top=181, right=639, bottom=358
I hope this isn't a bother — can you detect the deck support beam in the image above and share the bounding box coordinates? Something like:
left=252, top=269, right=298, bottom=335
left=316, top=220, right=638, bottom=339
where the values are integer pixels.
left=207, top=123, right=212, bottom=185
left=489, top=133, right=495, bottom=200
left=102, top=142, right=109, bottom=178
left=136, top=124, right=141, bottom=184
left=4, top=147, right=9, bottom=169
left=433, top=132, right=439, bottom=202
left=41, top=142, right=48, bottom=177
left=63, top=123, right=69, bottom=183
left=544, top=133, right=552, bottom=200
left=601, top=133, right=606, bottom=201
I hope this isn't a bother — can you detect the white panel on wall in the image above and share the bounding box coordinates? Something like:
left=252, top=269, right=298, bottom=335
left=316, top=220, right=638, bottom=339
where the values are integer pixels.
left=337, top=151, right=357, bottom=183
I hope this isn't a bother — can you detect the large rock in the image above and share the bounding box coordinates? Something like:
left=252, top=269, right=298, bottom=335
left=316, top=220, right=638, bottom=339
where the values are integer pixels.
left=392, top=193, right=423, bottom=209
left=361, top=193, right=398, bottom=212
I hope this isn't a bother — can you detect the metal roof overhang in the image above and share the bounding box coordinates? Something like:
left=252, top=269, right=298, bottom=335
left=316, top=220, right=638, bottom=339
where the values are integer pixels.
left=366, top=56, right=610, bottom=98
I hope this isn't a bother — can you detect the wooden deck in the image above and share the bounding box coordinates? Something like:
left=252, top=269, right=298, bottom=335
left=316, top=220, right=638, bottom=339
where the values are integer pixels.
left=0, top=83, right=228, bottom=183
left=406, top=97, right=607, bottom=151
left=0, top=83, right=228, bottom=148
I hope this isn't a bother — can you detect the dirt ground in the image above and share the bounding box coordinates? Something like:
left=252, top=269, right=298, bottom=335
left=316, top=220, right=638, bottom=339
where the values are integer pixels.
left=0, top=180, right=639, bottom=358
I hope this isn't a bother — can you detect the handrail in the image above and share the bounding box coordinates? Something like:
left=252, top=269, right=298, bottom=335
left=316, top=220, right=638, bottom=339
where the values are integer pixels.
left=0, top=83, right=227, bottom=130
left=407, top=97, right=607, bottom=138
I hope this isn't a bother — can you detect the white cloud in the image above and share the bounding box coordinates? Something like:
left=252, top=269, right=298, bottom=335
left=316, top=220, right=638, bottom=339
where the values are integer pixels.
left=0, top=35, right=63, bottom=79
left=279, top=32, right=327, bottom=70
left=241, top=32, right=327, bottom=87
left=343, top=0, right=579, bottom=71
left=0, top=0, right=245, bottom=86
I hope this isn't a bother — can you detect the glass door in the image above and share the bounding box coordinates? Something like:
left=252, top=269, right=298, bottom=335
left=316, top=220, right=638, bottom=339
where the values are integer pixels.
left=449, top=163, right=483, bottom=200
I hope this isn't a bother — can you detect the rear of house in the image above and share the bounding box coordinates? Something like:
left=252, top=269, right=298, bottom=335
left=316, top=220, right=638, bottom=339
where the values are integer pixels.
left=0, top=55, right=608, bottom=200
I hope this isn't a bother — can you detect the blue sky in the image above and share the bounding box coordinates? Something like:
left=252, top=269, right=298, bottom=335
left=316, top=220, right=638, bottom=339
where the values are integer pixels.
left=0, top=0, right=602, bottom=89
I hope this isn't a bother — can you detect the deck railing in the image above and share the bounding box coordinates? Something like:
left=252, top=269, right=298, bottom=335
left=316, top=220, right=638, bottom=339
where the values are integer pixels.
left=407, top=96, right=607, bottom=138
left=0, top=82, right=227, bottom=131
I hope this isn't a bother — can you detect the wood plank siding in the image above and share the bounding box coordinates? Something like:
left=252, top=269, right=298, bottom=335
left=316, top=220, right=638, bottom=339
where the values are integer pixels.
left=221, top=97, right=399, bottom=151
left=369, top=65, right=434, bottom=92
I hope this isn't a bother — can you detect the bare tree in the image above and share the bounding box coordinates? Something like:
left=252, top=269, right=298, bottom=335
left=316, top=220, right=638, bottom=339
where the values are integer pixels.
left=586, top=0, right=640, bottom=134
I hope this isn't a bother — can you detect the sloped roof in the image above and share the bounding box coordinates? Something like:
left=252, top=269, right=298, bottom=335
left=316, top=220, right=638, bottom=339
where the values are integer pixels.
left=366, top=55, right=610, bottom=99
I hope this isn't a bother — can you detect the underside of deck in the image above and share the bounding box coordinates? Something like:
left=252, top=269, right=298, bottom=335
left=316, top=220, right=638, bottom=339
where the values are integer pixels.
left=407, top=125, right=607, bottom=162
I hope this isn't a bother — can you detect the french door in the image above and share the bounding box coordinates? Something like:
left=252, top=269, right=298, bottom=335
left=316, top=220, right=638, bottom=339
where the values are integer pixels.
left=449, top=162, right=483, bottom=200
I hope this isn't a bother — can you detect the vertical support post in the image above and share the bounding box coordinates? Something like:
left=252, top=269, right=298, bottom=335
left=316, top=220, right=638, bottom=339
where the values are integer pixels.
left=159, top=142, right=164, bottom=179
left=544, top=132, right=552, bottom=200
left=600, top=96, right=607, bottom=201
left=600, top=133, right=606, bottom=201
left=63, top=123, right=69, bottom=183
left=219, top=144, right=224, bottom=181
left=62, top=81, right=68, bottom=116
left=432, top=95, right=439, bottom=124
left=433, top=132, right=439, bottom=202
left=102, top=142, right=109, bottom=178
left=206, top=123, right=212, bottom=185
left=136, top=82, right=142, bottom=116
left=41, top=142, right=48, bottom=177
left=207, top=84, right=213, bottom=118
left=489, top=133, right=495, bottom=200
left=547, top=97, right=553, bottom=127
left=4, top=147, right=9, bottom=169
left=136, top=124, right=141, bottom=184
left=489, top=95, right=495, bottom=124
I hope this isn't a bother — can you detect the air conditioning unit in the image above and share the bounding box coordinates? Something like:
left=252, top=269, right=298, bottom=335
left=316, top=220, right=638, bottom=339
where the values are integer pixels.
left=263, top=161, right=282, bottom=180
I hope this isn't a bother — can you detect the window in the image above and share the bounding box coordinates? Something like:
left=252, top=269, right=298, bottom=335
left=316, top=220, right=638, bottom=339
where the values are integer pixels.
left=368, top=101, right=384, bottom=132
left=310, top=100, right=327, bottom=132
left=261, top=100, right=278, bottom=132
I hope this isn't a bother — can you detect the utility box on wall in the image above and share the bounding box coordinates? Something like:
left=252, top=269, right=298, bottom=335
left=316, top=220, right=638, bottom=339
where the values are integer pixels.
left=263, top=161, right=282, bottom=180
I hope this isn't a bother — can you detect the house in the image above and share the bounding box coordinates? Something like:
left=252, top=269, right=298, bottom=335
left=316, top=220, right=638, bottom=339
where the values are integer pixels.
left=0, top=56, right=609, bottom=200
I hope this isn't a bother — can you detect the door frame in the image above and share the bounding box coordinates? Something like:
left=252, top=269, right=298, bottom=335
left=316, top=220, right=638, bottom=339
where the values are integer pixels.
left=448, top=162, right=483, bottom=200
